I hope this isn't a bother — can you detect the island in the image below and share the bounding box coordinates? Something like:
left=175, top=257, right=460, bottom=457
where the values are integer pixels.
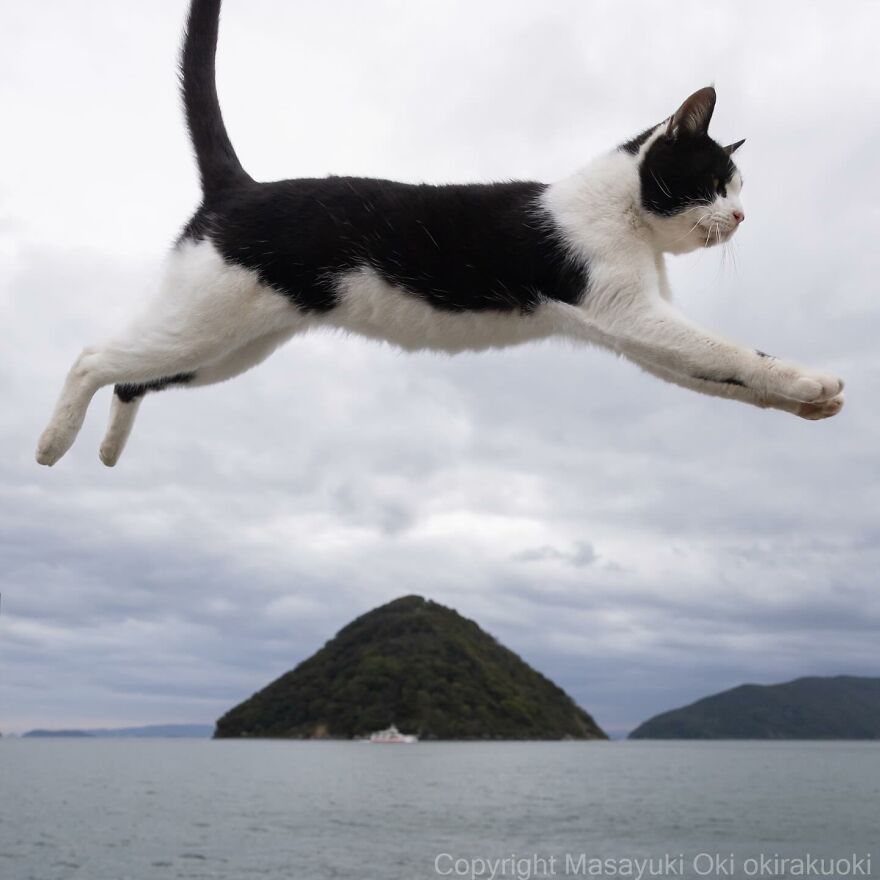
left=23, top=729, right=95, bottom=738
left=22, top=724, right=213, bottom=738
left=215, top=595, right=607, bottom=740
left=629, top=675, right=880, bottom=739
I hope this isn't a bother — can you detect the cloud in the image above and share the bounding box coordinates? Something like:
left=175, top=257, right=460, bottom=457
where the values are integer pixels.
left=1, top=0, right=878, bottom=735
left=512, top=541, right=598, bottom=567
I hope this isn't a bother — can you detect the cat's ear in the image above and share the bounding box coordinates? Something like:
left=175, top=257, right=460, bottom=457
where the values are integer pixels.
left=666, top=86, right=716, bottom=140
left=724, top=138, right=746, bottom=156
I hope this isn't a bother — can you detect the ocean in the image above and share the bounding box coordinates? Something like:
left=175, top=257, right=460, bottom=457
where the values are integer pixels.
left=0, top=739, right=877, bottom=879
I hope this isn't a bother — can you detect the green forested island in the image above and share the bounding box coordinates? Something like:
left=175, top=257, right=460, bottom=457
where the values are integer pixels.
left=630, top=675, right=880, bottom=739
left=215, top=595, right=606, bottom=740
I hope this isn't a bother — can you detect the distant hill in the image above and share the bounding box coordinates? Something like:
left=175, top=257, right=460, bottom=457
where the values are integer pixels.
left=215, top=595, right=606, bottom=740
left=85, top=724, right=214, bottom=738
left=23, top=724, right=213, bottom=739
left=24, top=729, right=94, bottom=738
left=630, top=676, right=880, bottom=739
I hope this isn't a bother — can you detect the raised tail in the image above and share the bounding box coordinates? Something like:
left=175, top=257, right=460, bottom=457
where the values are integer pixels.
left=181, top=0, right=251, bottom=196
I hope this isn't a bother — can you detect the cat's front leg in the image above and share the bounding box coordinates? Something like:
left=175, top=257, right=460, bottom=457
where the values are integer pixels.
left=632, top=356, right=845, bottom=420
left=608, top=300, right=844, bottom=409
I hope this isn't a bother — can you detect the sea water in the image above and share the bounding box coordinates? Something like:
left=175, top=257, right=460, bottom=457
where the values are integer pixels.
left=0, top=739, right=877, bottom=879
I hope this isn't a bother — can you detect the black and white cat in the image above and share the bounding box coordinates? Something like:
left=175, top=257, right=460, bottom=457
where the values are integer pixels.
left=36, top=0, right=844, bottom=468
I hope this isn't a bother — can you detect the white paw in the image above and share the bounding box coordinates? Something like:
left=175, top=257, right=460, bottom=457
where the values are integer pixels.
left=99, top=440, right=122, bottom=467
left=36, top=408, right=87, bottom=466
left=797, top=393, right=845, bottom=421
left=793, top=373, right=843, bottom=402
left=36, top=428, right=70, bottom=466
left=775, top=365, right=844, bottom=402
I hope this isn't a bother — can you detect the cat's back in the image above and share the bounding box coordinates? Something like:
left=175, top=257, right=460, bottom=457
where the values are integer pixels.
left=207, top=175, right=548, bottom=248
left=185, top=175, right=587, bottom=316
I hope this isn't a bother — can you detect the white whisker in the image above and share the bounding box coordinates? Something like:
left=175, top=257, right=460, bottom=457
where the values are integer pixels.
left=650, top=171, right=672, bottom=198
left=670, top=213, right=711, bottom=246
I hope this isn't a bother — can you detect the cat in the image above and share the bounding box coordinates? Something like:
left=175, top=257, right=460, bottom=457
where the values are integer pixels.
left=36, top=0, right=844, bottom=468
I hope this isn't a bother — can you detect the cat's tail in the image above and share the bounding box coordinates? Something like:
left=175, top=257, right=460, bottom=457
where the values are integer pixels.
left=181, top=0, right=251, bottom=196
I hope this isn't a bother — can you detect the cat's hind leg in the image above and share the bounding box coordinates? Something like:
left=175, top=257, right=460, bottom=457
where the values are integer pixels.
left=98, top=394, right=143, bottom=467
left=96, top=327, right=299, bottom=466
left=98, top=375, right=193, bottom=467
left=36, top=345, right=106, bottom=466
left=37, top=240, right=302, bottom=466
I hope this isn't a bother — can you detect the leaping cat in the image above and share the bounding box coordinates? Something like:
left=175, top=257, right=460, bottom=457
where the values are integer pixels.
left=36, top=0, right=844, bottom=468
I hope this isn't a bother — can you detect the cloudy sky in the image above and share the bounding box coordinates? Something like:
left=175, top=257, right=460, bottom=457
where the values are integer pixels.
left=1, top=0, right=878, bottom=737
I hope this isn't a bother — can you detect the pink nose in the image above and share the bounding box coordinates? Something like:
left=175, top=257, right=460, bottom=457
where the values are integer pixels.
left=732, top=210, right=745, bottom=224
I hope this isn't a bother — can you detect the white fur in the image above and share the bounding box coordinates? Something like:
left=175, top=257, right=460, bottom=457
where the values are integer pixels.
left=37, top=242, right=303, bottom=466
left=36, top=137, right=843, bottom=467
left=325, top=265, right=573, bottom=354
left=539, top=131, right=842, bottom=411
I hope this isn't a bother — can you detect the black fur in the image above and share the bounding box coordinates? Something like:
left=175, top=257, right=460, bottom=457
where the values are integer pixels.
left=639, top=132, right=738, bottom=217
left=695, top=375, right=746, bottom=388
left=188, top=177, right=588, bottom=314
left=177, top=0, right=587, bottom=316
left=181, top=0, right=251, bottom=196
left=176, top=0, right=590, bottom=315
left=119, top=0, right=591, bottom=404
left=116, top=373, right=196, bottom=403
left=622, top=88, right=742, bottom=218
left=620, top=126, right=656, bottom=156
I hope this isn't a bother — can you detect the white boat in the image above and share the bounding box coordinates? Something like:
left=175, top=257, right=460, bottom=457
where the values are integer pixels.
left=368, top=724, right=417, bottom=744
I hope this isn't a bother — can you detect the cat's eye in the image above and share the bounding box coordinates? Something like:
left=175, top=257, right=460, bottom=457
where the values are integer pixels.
left=712, top=177, right=721, bottom=190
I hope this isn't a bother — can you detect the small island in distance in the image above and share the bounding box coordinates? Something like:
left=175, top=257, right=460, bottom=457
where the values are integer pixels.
left=215, top=595, right=607, bottom=740
left=22, top=724, right=214, bottom=739
left=630, top=675, right=880, bottom=739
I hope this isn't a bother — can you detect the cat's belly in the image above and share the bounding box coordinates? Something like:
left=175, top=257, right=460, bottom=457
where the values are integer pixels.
left=320, top=265, right=565, bottom=354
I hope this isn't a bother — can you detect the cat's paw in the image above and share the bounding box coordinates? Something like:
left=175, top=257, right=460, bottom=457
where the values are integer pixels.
left=796, top=393, right=845, bottom=421
left=771, top=363, right=844, bottom=402
left=36, top=427, right=70, bottom=466
left=36, top=409, right=85, bottom=466
left=791, top=372, right=844, bottom=402
left=99, top=439, right=122, bottom=467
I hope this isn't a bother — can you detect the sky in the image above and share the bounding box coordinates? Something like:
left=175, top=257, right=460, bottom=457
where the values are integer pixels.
left=1, top=0, right=878, bottom=738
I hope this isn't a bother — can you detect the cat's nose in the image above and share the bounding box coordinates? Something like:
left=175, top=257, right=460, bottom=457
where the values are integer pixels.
left=732, top=210, right=745, bottom=224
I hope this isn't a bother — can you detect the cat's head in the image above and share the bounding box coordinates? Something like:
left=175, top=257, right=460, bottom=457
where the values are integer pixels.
left=626, top=87, right=745, bottom=254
